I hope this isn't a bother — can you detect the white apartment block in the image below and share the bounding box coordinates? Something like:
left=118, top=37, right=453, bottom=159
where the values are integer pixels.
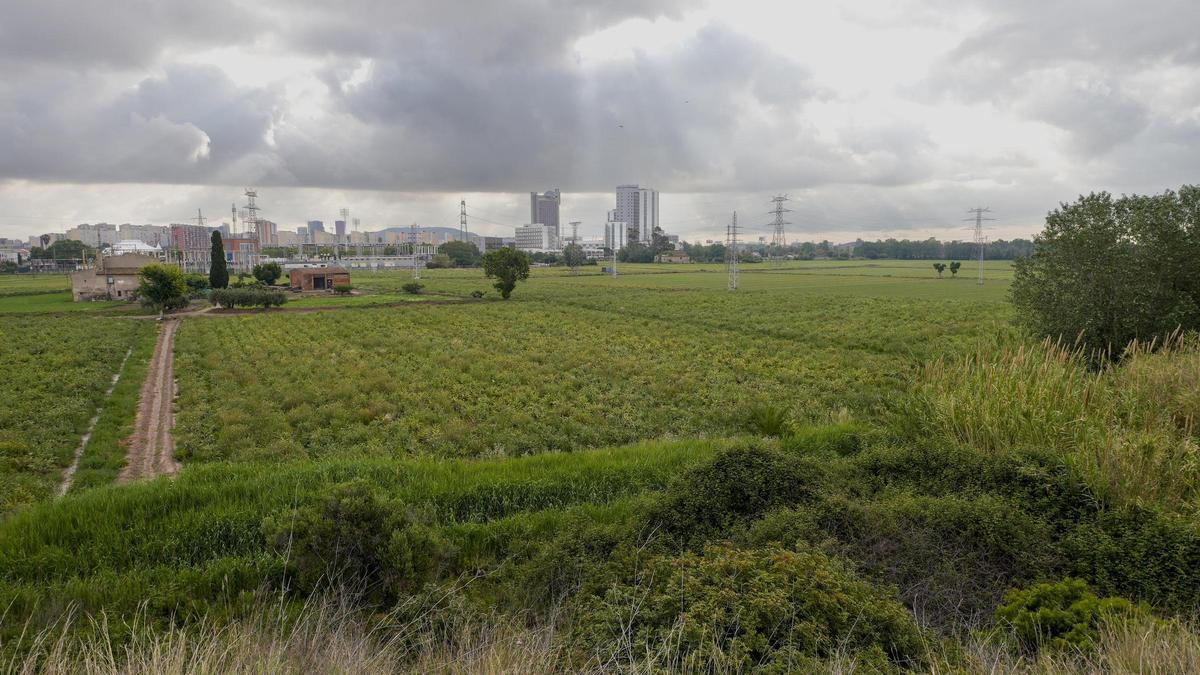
left=615, top=185, right=658, bottom=244
left=118, top=224, right=170, bottom=248
left=514, top=223, right=560, bottom=252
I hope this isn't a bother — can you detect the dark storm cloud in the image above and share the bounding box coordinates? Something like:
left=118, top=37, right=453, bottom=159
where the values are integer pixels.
left=0, top=0, right=255, bottom=68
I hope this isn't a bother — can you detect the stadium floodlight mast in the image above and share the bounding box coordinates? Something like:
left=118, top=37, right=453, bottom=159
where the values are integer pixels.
left=964, top=207, right=995, bottom=286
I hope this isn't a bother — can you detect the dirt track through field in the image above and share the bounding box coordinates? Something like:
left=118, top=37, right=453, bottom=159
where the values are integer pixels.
left=118, top=319, right=180, bottom=483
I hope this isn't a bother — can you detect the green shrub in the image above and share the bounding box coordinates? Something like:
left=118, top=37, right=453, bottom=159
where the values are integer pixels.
left=332, top=283, right=353, bottom=295
left=648, top=442, right=825, bottom=543
left=211, top=287, right=287, bottom=309
left=1062, top=506, right=1200, bottom=614
left=746, top=402, right=791, bottom=437
left=264, top=480, right=445, bottom=603
left=996, top=578, right=1148, bottom=652
left=571, top=543, right=926, bottom=671
left=782, top=421, right=866, bottom=456
left=470, top=290, right=486, bottom=299
left=402, top=281, right=424, bottom=295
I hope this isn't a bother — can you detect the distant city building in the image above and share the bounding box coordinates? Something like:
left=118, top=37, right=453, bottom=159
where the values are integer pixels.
left=257, top=220, right=278, bottom=247
left=307, top=220, right=325, bottom=233
left=111, top=239, right=162, bottom=255
left=29, top=233, right=67, bottom=248
left=118, top=224, right=169, bottom=248
left=222, top=235, right=261, bottom=273
left=604, top=209, right=627, bottom=251
left=66, top=223, right=119, bottom=249
left=530, top=190, right=561, bottom=242
left=471, top=235, right=507, bottom=253
left=514, top=223, right=560, bottom=253
left=335, top=220, right=346, bottom=237
left=168, top=223, right=216, bottom=273
left=216, top=223, right=231, bottom=237
left=615, top=185, right=658, bottom=244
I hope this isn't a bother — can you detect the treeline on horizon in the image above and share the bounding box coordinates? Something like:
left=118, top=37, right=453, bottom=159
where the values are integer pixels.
left=680, top=237, right=1034, bottom=263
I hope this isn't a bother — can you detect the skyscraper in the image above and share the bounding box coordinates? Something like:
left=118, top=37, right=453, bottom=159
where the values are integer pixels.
left=307, top=220, right=325, bottom=233
left=615, top=185, right=658, bottom=244
left=530, top=189, right=561, bottom=240
left=335, top=220, right=346, bottom=237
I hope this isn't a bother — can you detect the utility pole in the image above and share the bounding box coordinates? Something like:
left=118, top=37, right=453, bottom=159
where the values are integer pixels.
left=727, top=211, right=739, bottom=292
left=460, top=200, right=468, bottom=242
left=410, top=222, right=421, bottom=280
left=567, top=221, right=582, bottom=275
left=768, top=195, right=791, bottom=267
left=964, top=207, right=994, bottom=286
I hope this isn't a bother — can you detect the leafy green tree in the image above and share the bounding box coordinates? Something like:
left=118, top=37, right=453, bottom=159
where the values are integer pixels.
left=562, top=243, right=586, bottom=274
left=482, top=247, right=530, bottom=299
left=650, top=226, right=673, bottom=260
left=933, top=262, right=946, bottom=277
left=426, top=253, right=452, bottom=269
left=137, top=263, right=189, bottom=314
left=439, top=240, right=482, bottom=267
left=209, top=231, right=229, bottom=289
left=30, top=239, right=93, bottom=261
left=183, top=273, right=210, bottom=296
left=1011, top=187, right=1200, bottom=359
left=949, top=261, right=961, bottom=277
left=252, top=261, right=283, bottom=285
left=618, top=242, right=655, bottom=263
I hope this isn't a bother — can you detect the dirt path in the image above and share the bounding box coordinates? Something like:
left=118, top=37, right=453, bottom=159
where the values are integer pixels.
left=118, top=319, right=180, bottom=483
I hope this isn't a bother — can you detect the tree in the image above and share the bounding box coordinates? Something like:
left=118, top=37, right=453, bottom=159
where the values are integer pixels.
left=426, top=253, right=452, bottom=269
left=949, top=261, right=961, bottom=277
left=30, top=239, right=92, bottom=261
left=252, top=261, right=283, bottom=285
left=39, top=234, right=51, bottom=249
left=482, top=247, right=530, bottom=299
left=209, top=231, right=229, bottom=289
left=933, top=262, right=946, bottom=277
left=562, top=243, right=586, bottom=275
left=618, top=242, right=655, bottom=263
left=1011, top=186, right=1200, bottom=360
left=440, top=240, right=482, bottom=267
left=650, top=226, right=674, bottom=261
left=137, top=263, right=189, bottom=314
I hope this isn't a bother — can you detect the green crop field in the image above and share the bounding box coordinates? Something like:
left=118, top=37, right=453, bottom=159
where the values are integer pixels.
left=3, top=260, right=1198, bottom=671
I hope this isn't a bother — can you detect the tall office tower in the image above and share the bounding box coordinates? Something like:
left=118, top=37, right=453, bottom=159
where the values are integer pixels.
left=307, top=220, right=325, bottom=233
left=614, top=185, right=658, bottom=244
left=530, top=189, right=561, bottom=241
left=604, top=209, right=627, bottom=251
left=335, top=220, right=346, bottom=237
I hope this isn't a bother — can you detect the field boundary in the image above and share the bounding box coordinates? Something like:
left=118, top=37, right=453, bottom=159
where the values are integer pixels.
left=118, top=319, right=181, bottom=483
left=57, top=346, right=134, bottom=497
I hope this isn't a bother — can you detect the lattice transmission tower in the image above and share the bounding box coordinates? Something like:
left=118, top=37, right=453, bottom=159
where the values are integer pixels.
left=727, top=211, right=739, bottom=292
left=410, top=222, right=421, bottom=279
left=768, top=195, right=791, bottom=266
left=964, top=207, right=994, bottom=286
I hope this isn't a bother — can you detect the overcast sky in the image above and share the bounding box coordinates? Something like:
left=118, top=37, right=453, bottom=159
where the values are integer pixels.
left=1, top=0, right=1196, bottom=243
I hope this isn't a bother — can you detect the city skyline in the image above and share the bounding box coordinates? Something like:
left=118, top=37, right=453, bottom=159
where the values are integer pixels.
left=2, top=1, right=1197, bottom=244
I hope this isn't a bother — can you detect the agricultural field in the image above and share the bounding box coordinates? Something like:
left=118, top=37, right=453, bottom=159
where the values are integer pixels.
left=3, top=260, right=1198, bottom=671
left=0, top=315, right=155, bottom=510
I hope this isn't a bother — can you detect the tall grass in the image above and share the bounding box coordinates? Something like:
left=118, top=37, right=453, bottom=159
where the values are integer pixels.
left=912, top=333, right=1200, bottom=511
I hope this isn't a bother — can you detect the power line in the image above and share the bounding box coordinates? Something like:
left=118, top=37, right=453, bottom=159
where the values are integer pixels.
left=963, top=207, right=995, bottom=286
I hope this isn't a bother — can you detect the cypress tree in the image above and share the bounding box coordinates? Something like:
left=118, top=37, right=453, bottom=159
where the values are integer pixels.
left=209, top=231, right=229, bottom=289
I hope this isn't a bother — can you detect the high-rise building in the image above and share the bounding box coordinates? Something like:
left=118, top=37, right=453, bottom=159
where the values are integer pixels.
left=335, top=220, right=346, bottom=237
left=307, top=220, right=325, bottom=233
left=65, top=223, right=119, bottom=248
left=615, top=185, right=658, bottom=244
left=118, top=224, right=169, bottom=248
left=530, top=190, right=561, bottom=241
left=604, top=209, right=627, bottom=251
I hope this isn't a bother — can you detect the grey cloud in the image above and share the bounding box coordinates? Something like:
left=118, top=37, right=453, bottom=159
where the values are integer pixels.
left=0, top=0, right=256, bottom=68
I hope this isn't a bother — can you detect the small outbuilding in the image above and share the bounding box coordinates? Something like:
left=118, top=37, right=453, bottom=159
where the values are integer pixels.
left=660, top=250, right=691, bottom=264
left=70, top=253, right=166, bottom=301
left=289, top=266, right=350, bottom=291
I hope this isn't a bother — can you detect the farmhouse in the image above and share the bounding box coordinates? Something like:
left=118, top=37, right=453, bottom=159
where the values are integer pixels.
left=659, top=250, right=691, bottom=263
left=289, top=266, right=350, bottom=291
left=69, top=252, right=167, bottom=301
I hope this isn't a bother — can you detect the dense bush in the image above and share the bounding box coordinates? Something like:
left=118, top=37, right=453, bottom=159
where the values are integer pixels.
left=136, top=263, right=189, bottom=312
left=252, top=262, right=283, bottom=285
left=401, top=281, right=424, bottom=295
left=572, top=543, right=926, bottom=671
left=265, top=480, right=445, bottom=603
left=333, top=283, right=353, bottom=295
left=183, top=273, right=210, bottom=297
left=996, top=578, right=1147, bottom=652
left=1011, top=186, right=1200, bottom=359
left=210, top=287, right=287, bottom=309
left=648, top=443, right=825, bottom=543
